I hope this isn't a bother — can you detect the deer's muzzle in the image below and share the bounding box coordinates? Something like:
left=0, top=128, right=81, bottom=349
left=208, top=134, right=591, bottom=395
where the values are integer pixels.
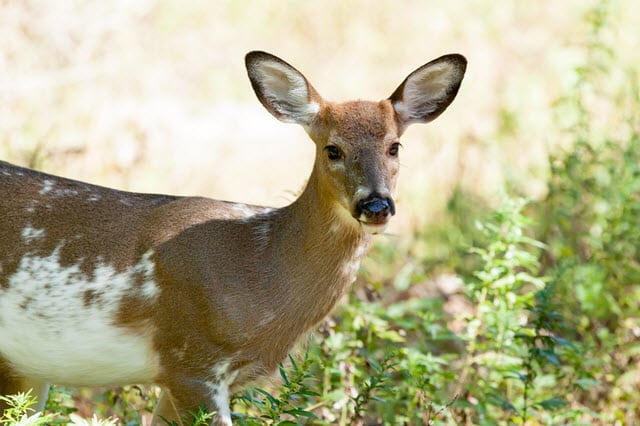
left=354, top=193, right=396, bottom=233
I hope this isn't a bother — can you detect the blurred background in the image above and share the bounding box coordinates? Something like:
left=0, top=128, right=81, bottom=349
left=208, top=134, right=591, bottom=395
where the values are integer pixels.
left=2, top=0, right=636, bottom=234
left=1, top=1, right=639, bottom=425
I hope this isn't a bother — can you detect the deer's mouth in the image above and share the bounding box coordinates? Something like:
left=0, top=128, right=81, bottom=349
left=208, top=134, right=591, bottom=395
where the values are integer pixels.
left=358, top=220, right=390, bottom=235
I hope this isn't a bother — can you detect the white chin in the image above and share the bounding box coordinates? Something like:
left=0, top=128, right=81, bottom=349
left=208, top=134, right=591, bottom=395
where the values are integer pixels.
left=360, top=222, right=389, bottom=235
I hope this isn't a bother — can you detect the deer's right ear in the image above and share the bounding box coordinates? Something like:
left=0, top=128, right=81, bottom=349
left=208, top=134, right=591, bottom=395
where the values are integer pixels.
left=246, top=51, right=322, bottom=127
left=389, top=54, right=467, bottom=133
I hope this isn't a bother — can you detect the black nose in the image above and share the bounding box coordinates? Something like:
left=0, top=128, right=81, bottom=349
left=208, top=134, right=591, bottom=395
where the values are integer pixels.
left=357, top=194, right=396, bottom=221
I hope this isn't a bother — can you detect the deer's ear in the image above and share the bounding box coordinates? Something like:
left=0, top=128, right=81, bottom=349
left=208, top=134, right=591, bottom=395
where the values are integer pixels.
left=389, top=54, right=466, bottom=132
left=246, top=51, right=322, bottom=126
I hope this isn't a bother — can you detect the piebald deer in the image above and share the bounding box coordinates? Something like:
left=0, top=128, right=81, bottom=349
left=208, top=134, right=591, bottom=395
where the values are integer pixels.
left=0, top=51, right=466, bottom=425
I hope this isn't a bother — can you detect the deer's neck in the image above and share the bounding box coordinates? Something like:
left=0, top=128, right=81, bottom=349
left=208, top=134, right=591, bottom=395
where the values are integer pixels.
left=265, top=169, right=370, bottom=331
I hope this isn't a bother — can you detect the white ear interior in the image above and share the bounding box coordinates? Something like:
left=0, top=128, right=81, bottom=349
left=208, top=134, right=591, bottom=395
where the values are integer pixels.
left=399, top=64, right=454, bottom=118
left=254, top=61, right=319, bottom=124
left=392, top=58, right=465, bottom=126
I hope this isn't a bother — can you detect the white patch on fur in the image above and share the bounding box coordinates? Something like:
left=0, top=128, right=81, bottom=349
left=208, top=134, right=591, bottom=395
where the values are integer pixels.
left=88, top=194, right=101, bottom=202
left=341, top=243, right=367, bottom=283
left=256, top=310, right=276, bottom=328
left=136, top=250, right=158, bottom=298
left=254, top=220, right=272, bottom=252
left=232, top=204, right=255, bottom=218
left=233, top=205, right=275, bottom=224
left=341, top=261, right=359, bottom=283
left=0, top=245, right=160, bottom=386
left=39, top=179, right=54, bottom=195
left=211, top=360, right=230, bottom=379
left=25, top=199, right=39, bottom=214
left=21, top=225, right=46, bottom=243
left=360, top=222, right=389, bottom=235
left=55, top=188, right=79, bottom=197
left=171, top=342, right=189, bottom=361
left=204, top=361, right=238, bottom=426
left=354, top=186, right=371, bottom=201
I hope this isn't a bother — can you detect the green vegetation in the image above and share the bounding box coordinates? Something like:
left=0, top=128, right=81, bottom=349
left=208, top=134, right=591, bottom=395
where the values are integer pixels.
left=2, top=0, right=639, bottom=424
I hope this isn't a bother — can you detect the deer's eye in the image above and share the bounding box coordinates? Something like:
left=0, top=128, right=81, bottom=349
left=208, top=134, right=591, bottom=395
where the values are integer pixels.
left=388, top=142, right=401, bottom=157
left=325, top=145, right=343, bottom=161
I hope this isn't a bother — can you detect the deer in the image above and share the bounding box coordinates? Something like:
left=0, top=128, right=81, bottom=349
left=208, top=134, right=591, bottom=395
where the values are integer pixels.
left=0, top=51, right=466, bottom=425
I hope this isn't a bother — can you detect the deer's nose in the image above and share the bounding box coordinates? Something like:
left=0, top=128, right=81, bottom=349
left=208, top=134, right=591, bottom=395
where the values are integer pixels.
left=356, top=193, right=396, bottom=223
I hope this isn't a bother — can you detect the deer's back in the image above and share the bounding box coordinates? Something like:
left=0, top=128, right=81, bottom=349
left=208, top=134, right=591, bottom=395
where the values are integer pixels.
left=0, top=160, right=270, bottom=386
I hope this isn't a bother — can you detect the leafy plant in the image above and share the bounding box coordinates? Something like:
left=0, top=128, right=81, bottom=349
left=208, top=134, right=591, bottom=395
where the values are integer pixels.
left=541, top=0, right=640, bottom=422
left=0, top=390, right=56, bottom=426
left=232, top=353, right=319, bottom=425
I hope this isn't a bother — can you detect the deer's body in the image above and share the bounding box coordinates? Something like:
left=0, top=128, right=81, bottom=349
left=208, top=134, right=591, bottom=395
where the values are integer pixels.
left=0, top=52, right=465, bottom=425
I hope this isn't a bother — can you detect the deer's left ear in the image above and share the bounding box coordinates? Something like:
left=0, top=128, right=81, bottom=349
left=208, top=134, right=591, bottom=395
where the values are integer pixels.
left=389, top=54, right=466, bottom=133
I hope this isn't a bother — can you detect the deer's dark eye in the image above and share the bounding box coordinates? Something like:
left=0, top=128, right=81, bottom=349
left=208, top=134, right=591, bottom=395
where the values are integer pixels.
left=388, top=142, right=401, bottom=157
left=325, top=145, right=343, bottom=160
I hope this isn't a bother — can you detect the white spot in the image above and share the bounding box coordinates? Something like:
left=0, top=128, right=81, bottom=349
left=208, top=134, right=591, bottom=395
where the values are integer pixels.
left=204, top=365, right=238, bottom=426
left=354, top=186, right=371, bottom=200
left=55, top=188, right=79, bottom=197
left=171, top=342, right=189, bottom=361
left=360, top=222, right=389, bottom=235
left=341, top=261, right=360, bottom=284
left=232, top=204, right=256, bottom=218
left=254, top=220, right=272, bottom=252
left=25, top=200, right=38, bottom=214
left=341, top=243, right=367, bottom=283
left=0, top=245, right=160, bottom=386
left=88, top=194, right=101, bottom=202
left=353, top=244, right=366, bottom=259
left=39, top=179, right=54, bottom=195
left=210, top=360, right=230, bottom=379
left=135, top=250, right=159, bottom=299
left=232, top=205, right=275, bottom=224
left=21, top=225, right=45, bottom=243
left=2, top=171, right=11, bottom=176
left=256, top=311, right=276, bottom=328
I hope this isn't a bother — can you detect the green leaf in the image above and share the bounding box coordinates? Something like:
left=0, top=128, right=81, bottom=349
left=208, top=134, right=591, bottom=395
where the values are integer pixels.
left=254, top=388, right=279, bottom=407
left=288, top=354, right=299, bottom=372
left=278, top=365, right=290, bottom=385
left=283, top=408, right=317, bottom=418
left=535, top=397, right=568, bottom=411
left=297, top=389, right=321, bottom=397
left=574, top=377, right=600, bottom=390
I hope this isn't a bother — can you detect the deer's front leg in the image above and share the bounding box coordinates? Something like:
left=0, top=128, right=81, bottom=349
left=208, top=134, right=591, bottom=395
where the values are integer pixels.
left=153, top=373, right=236, bottom=426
